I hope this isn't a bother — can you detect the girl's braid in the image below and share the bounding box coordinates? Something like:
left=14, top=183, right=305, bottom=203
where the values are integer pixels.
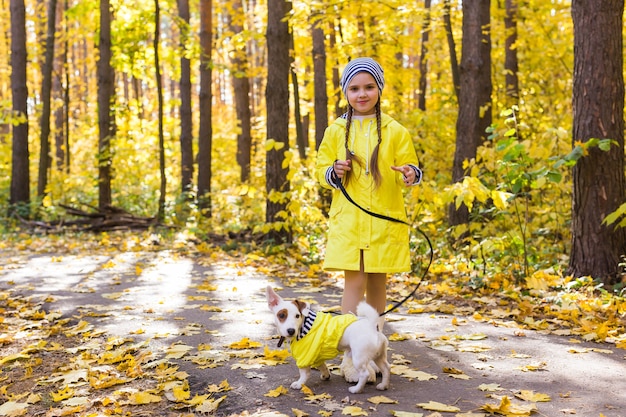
left=369, top=101, right=383, bottom=187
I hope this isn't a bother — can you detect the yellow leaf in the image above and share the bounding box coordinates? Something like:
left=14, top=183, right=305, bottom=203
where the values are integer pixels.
left=491, top=190, right=511, bottom=210
left=195, top=395, right=226, bottom=413
left=0, top=401, right=29, bottom=416
left=165, top=343, right=193, bottom=359
left=264, top=385, right=289, bottom=397
left=51, top=386, right=74, bottom=402
left=229, top=337, right=262, bottom=350
left=128, top=391, right=162, bottom=405
left=416, top=401, right=460, bottom=412
left=514, top=390, right=551, bottom=402
left=480, top=395, right=538, bottom=416
left=478, top=383, right=502, bottom=392
left=300, top=385, right=314, bottom=396
left=292, top=408, right=309, bottom=417
left=368, top=395, right=397, bottom=404
left=390, top=411, right=424, bottom=417
left=342, top=406, right=368, bottom=416
left=0, top=353, right=30, bottom=366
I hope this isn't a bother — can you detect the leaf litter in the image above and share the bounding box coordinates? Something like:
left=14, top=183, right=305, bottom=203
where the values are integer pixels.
left=0, top=231, right=625, bottom=416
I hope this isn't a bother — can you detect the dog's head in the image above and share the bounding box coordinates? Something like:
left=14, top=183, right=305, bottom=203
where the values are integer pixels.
left=266, top=286, right=310, bottom=346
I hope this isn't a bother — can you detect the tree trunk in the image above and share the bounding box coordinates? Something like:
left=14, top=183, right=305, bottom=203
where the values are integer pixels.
left=197, top=0, right=213, bottom=216
left=37, top=0, right=58, bottom=200
left=178, top=0, right=193, bottom=194
left=54, top=0, right=68, bottom=172
left=227, top=0, right=252, bottom=182
left=154, top=0, right=166, bottom=221
left=290, top=33, right=306, bottom=162
left=569, top=0, right=626, bottom=285
left=504, top=0, right=519, bottom=104
left=312, top=13, right=327, bottom=151
left=97, top=0, right=115, bottom=209
left=449, top=0, right=492, bottom=227
left=417, top=0, right=431, bottom=111
left=443, top=0, right=460, bottom=100
left=9, top=0, right=30, bottom=216
left=265, top=0, right=292, bottom=243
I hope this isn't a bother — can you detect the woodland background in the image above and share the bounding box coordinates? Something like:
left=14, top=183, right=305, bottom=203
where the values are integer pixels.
left=1, top=0, right=626, bottom=289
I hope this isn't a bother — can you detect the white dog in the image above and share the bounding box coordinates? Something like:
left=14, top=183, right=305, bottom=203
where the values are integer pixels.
left=265, top=286, right=390, bottom=393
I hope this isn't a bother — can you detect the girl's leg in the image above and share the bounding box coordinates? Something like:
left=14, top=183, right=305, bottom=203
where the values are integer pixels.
left=342, top=251, right=366, bottom=314
left=365, top=273, right=387, bottom=314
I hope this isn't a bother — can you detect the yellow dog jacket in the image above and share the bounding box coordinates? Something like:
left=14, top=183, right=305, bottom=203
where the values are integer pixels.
left=290, top=310, right=358, bottom=368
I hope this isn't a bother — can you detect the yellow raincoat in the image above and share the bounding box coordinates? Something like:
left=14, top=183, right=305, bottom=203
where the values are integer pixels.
left=315, top=113, right=419, bottom=273
left=290, top=311, right=358, bottom=368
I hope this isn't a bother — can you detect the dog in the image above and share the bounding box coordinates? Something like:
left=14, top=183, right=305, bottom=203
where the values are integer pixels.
left=265, top=285, right=390, bottom=393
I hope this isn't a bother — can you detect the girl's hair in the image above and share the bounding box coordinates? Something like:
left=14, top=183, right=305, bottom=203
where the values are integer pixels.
left=343, top=101, right=383, bottom=188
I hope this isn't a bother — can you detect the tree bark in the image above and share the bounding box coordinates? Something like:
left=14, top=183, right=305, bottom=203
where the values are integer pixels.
left=443, top=0, right=460, bottom=100
left=9, top=0, right=30, bottom=216
left=417, top=0, right=431, bottom=111
left=97, top=0, right=115, bottom=209
left=227, top=0, right=252, bottom=182
left=178, top=0, right=193, bottom=194
left=504, top=0, right=519, bottom=104
left=197, top=0, right=213, bottom=216
left=37, top=0, right=58, bottom=200
left=312, top=13, right=327, bottom=150
left=569, top=0, right=626, bottom=285
left=449, top=0, right=492, bottom=227
left=265, top=0, right=292, bottom=243
left=154, top=0, right=166, bottom=221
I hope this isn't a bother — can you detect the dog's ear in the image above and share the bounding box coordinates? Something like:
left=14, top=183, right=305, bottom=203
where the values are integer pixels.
left=266, top=286, right=281, bottom=309
left=295, top=299, right=308, bottom=313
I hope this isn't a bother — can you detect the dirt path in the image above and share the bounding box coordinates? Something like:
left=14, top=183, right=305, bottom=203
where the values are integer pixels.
left=1, top=250, right=624, bottom=416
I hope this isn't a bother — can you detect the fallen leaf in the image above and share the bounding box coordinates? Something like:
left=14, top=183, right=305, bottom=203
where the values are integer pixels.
left=514, top=390, right=551, bottom=402
left=264, top=385, right=289, bottom=397
left=342, top=405, right=368, bottom=416
left=480, top=395, right=537, bottom=416
left=416, top=401, right=460, bottom=412
left=368, top=395, right=398, bottom=404
left=390, top=411, right=424, bottom=417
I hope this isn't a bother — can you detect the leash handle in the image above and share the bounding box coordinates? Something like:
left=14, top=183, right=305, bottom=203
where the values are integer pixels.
left=330, top=169, right=433, bottom=317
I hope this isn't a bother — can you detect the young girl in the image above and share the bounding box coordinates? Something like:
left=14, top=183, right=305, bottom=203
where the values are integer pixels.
left=316, top=57, right=422, bottom=317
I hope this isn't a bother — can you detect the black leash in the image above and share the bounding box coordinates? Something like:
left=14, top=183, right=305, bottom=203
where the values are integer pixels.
left=330, top=170, right=433, bottom=317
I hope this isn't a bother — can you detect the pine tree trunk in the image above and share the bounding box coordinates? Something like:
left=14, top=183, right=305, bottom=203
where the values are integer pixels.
left=569, top=0, right=626, bottom=285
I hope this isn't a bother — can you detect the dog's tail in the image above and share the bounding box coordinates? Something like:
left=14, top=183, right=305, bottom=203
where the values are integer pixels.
left=356, top=301, right=381, bottom=328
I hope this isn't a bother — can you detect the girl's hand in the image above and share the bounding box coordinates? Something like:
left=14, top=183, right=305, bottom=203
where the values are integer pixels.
left=333, top=160, right=351, bottom=178
left=391, top=165, right=415, bottom=186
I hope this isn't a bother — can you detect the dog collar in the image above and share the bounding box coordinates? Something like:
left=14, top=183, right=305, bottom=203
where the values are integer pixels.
left=297, top=310, right=317, bottom=341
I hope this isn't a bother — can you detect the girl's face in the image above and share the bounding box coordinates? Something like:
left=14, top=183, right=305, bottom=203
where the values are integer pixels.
left=346, top=72, right=379, bottom=116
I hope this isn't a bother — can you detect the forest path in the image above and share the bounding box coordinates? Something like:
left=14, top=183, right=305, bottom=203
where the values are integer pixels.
left=1, top=249, right=624, bottom=417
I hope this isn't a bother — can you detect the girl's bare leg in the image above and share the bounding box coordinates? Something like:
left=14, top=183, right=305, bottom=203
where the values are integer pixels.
left=366, top=273, right=387, bottom=314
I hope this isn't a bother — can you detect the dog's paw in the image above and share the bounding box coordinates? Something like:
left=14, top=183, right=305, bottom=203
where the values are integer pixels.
left=348, top=384, right=363, bottom=394
left=290, top=381, right=303, bottom=390
left=376, top=382, right=389, bottom=391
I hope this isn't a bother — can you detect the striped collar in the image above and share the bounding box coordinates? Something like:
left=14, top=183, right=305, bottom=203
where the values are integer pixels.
left=297, top=310, right=317, bottom=340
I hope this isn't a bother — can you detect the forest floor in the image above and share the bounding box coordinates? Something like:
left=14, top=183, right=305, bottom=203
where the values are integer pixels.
left=0, top=232, right=625, bottom=417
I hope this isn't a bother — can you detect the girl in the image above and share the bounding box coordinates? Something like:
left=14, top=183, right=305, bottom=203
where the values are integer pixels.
left=316, top=57, right=422, bottom=317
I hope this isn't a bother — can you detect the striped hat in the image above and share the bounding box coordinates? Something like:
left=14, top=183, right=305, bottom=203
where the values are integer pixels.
left=340, top=57, right=385, bottom=97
